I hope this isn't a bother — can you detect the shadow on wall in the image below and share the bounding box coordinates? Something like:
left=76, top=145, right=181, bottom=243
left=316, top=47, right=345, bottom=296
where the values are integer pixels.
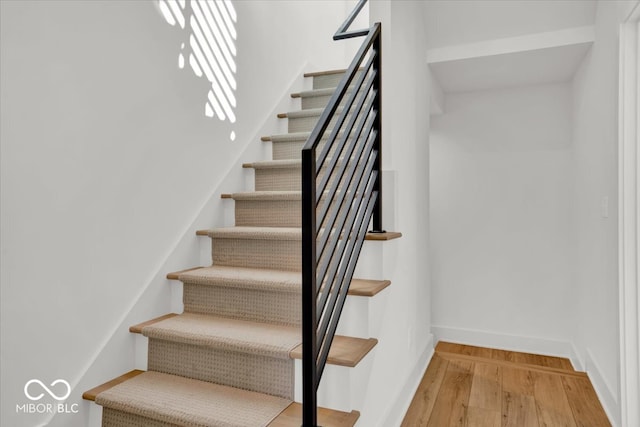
left=156, top=0, right=237, bottom=139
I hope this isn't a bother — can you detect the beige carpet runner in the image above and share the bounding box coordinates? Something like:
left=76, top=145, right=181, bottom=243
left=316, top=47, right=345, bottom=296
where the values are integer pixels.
left=94, top=71, right=353, bottom=426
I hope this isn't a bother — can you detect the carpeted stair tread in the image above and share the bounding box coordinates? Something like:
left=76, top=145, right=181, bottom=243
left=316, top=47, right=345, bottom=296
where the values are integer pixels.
left=83, top=370, right=145, bottom=401
left=205, top=226, right=302, bottom=241
left=141, top=312, right=300, bottom=360
left=243, top=159, right=301, bottom=170
left=198, top=227, right=402, bottom=242
left=278, top=107, right=344, bottom=119
left=225, top=191, right=302, bottom=201
left=133, top=313, right=377, bottom=368
left=262, top=131, right=345, bottom=143
left=291, top=87, right=336, bottom=99
left=95, top=371, right=291, bottom=427
left=179, top=265, right=301, bottom=293
left=171, top=265, right=391, bottom=296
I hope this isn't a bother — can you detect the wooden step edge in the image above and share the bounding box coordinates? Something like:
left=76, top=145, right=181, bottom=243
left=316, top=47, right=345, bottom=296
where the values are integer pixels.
left=290, top=336, right=377, bottom=368
left=196, top=229, right=209, bottom=236
left=82, top=370, right=145, bottom=401
left=269, top=402, right=359, bottom=427
left=365, top=231, right=402, bottom=241
left=221, top=193, right=233, bottom=199
left=129, top=313, right=179, bottom=334
left=277, top=113, right=288, bottom=118
left=435, top=350, right=589, bottom=379
left=350, top=278, right=391, bottom=296
left=166, top=266, right=205, bottom=280
left=261, top=135, right=272, bottom=141
left=290, top=93, right=302, bottom=99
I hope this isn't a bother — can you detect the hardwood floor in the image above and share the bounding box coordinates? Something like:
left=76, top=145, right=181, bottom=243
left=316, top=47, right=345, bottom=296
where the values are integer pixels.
left=401, top=342, right=610, bottom=427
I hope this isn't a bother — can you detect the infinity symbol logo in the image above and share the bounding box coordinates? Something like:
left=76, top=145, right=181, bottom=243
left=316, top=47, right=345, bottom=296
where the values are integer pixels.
left=24, top=379, right=71, bottom=401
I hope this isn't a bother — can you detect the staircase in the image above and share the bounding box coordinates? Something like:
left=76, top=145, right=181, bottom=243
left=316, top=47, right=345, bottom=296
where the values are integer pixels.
left=82, top=68, right=399, bottom=427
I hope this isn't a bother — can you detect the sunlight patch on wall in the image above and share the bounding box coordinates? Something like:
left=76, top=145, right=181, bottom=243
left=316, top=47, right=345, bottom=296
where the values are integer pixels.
left=157, top=0, right=237, bottom=124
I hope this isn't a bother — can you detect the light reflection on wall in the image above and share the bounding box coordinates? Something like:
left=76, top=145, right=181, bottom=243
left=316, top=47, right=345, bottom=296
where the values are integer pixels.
left=158, top=0, right=237, bottom=123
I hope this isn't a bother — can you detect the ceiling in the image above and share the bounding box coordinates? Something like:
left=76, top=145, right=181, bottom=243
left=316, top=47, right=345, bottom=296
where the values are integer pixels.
left=427, top=26, right=595, bottom=94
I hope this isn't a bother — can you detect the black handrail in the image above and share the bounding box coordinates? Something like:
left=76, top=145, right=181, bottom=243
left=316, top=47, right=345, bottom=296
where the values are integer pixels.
left=301, top=0, right=382, bottom=425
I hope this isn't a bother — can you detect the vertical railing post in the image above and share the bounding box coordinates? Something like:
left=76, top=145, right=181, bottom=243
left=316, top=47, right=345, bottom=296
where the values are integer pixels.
left=301, top=147, right=318, bottom=427
left=371, top=26, right=384, bottom=233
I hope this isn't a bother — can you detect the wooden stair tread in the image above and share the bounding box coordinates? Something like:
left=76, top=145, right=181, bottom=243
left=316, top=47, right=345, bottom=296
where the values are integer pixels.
left=270, top=403, right=359, bottom=427
left=85, top=370, right=358, bottom=427
left=165, top=265, right=391, bottom=298
left=168, top=266, right=391, bottom=298
left=243, top=159, right=301, bottom=169
left=130, top=313, right=376, bottom=367
left=304, top=68, right=352, bottom=78
left=197, top=228, right=402, bottom=241
left=278, top=107, right=343, bottom=119
left=291, top=87, right=336, bottom=99
left=290, top=336, right=378, bottom=368
left=82, top=370, right=144, bottom=401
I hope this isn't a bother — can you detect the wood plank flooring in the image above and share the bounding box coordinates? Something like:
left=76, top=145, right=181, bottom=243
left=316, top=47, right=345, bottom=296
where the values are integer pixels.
left=401, top=342, right=610, bottom=427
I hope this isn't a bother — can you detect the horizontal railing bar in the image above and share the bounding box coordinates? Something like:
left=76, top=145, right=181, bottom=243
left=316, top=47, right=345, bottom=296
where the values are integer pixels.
left=316, top=162, right=377, bottom=327
left=314, top=61, right=373, bottom=177
left=317, top=188, right=378, bottom=382
left=317, top=177, right=377, bottom=349
left=334, top=0, right=368, bottom=40
left=316, top=151, right=378, bottom=321
left=316, top=98, right=374, bottom=205
left=316, top=127, right=376, bottom=263
left=316, top=55, right=375, bottom=173
left=317, top=180, right=376, bottom=343
left=316, top=72, right=376, bottom=189
left=302, top=24, right=380, bottom=154
left=316, top=112, right=376, bottom=227
left=334, top=28, right=370, bottom=41
left=316, top=131, right=376, bottom=278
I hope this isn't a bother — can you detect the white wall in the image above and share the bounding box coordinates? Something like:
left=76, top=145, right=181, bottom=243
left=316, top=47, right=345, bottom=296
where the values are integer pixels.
left=361, top=2, right=433, bottom=425
left=430, top=83, right=576, bottom=354
left=571, top=1, right=639, bottom=424
left=0, top=1, right=361, bottom=426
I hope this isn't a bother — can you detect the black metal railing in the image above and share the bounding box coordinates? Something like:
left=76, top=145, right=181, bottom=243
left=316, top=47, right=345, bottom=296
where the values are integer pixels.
left=301, top=0, right=382, bottom=425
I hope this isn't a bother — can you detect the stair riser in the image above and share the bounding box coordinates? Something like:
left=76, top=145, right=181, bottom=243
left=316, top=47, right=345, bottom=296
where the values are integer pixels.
left=235, top=199, right=301, bottom=227
left=253, top=166, right=338, bottom=192
left=234, top=198, right=340, bottom=227
left=301, top=87, right=366, bottom=110
left=212, top=237, right=300, bottom=271
left=147, top=339, right=294, bottom=399
left=102, top=408, right=170, bottom=427
left=183, top=283, right=301, bottom=325
left=312, top=71, right=363, bottom=90
left=301, top=94, right=332, bottom=110
left=288, top=112, right=349, bottom=133
left=271, top=137, right=340, bottom=161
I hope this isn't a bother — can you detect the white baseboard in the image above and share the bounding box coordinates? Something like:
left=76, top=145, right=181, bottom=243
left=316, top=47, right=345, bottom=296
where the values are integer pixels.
left=585, top=349, right=620, bottom=427
left=379, top=334, right=434, bottom=427
left=431, top=325, right=583, bottom=371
